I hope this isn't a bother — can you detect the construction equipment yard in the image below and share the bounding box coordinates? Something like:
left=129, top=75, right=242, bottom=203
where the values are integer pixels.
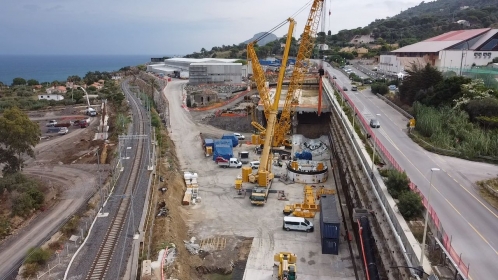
left=156, top=78, right=359, bottom=280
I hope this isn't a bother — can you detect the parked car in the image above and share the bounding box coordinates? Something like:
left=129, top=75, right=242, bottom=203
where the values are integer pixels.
left=370, top=119, right=380, bottom=128
left=249, top=161, right=260, bottom=169
left=233, top=133, right=245, bottom=140
left=58, top=127, right=69, bottom=135
left=388, top=85, right=397, bottom=91
left=46, top=120, right=57, bottom=127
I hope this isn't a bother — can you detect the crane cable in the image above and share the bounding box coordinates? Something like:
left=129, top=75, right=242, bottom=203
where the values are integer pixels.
left=253, top=0, right=313, bottom=43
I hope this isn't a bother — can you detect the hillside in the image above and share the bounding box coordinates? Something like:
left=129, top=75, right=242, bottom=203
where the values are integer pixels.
left=330, top=0, right=498, bottom=46
left=242, top=32, right=278, bottom=46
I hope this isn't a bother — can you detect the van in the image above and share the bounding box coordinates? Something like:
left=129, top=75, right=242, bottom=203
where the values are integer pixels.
left=351, top=85, right=357, bottom=91
left=282, top=216, right=314, bottom=232
left=249, top=161, right=260, bottom=169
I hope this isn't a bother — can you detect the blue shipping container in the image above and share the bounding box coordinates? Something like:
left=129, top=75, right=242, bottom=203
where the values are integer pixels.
left=320, top=194, right=341, bottom=254
left=204, top=138, right=214, bottom=147
left=212, top=139, right=233, bottom=161
left=222, top=133, right=239, bottom=147
left=321, top=238, right=339, bottom=255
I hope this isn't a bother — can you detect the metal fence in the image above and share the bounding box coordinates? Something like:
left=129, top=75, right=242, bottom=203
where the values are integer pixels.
left=324, top=73, right=470, bottom=279
left=435, top=66, right=498, bottom=89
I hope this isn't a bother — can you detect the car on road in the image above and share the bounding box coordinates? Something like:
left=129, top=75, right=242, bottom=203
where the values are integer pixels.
left=233, top=133, right=245, bottom=140
left=46, top=120, right=57, bottom=127
left=351, top=85, right=358, bottom=91
left=58, top=127, right=69, bottom=135
left=249, top=161, right=260, bottom=169
left=332, top=76, right=337, bottom=79
left=343, top=86, right=348, bottom=91
left=370, top=119, right=380, bottom=128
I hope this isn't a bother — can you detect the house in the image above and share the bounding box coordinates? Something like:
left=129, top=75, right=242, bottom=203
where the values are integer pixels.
left=317, top=44, right=329, bottom=51
left=38, top=94, right=64, bottom=101
left=91, top=82, right=103, bottom=90
left=349, top=35, right=375, bottom=45
left=45, top=86, right=67, bottom=94
left=356, top=47, right=369, bottom=57
left=339, top=47, right=354, bottom=53
left=456, top=20, right=471, bottom=27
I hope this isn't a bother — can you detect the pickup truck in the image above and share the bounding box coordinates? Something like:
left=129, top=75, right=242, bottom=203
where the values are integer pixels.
left=215, top=157, right=242, bottom=168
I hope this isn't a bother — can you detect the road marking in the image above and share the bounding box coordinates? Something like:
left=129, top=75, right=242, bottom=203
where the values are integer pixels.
left=344, top=91, right=498, bottom=256
left=468, top=223, right=498, bottom=256
left=359, top=95, right=498, bottom=219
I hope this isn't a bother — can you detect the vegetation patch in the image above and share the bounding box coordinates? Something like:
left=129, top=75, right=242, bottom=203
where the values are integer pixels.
left=383, top=169, right=423, bottom=220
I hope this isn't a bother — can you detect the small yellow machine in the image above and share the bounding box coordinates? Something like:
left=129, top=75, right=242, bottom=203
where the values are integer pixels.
left=283, top=185, right=335, bottom=217
left=274, top=252, right=297, bottom=280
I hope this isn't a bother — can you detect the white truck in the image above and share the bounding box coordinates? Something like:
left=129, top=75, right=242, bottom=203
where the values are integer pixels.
left=215, top=157, right=242, bottom=168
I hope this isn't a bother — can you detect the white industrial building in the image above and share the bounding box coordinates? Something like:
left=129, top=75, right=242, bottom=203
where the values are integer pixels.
left=189, top=63, right=242, bottom=84
left=379, top=28, right=498, bottom=76
left=147, top=57, right=249, bottom=84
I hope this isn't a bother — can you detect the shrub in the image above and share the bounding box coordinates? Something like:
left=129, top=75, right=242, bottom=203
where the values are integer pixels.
left=25, top=247, right=51, bottom=265
left=397, top=191, right=423, bottom=220
left=0, top=217, right=11, bottom=239
left=21, top=263, right=39, bottom=278
left=62, top=216, right=80, bottom=237
left=385, top=169, right=410, bottom=199
left=12, top=193, right=35, bottom=217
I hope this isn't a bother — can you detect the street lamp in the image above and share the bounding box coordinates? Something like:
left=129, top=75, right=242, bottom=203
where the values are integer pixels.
left=370, top=113, right=381, bottom=176
left=420, top=167, right=440, bottom=270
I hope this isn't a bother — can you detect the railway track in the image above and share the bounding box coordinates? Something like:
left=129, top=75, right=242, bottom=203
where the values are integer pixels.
left=85, top=81, right=147, bottom=279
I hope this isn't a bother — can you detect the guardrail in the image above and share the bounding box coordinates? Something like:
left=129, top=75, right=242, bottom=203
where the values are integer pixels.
left=323, top=70, right=470, bottom=279
left=375, top=93, right=414, bottom=119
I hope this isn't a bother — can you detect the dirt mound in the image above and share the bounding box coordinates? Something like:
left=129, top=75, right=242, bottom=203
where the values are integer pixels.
left=207, top=116, right=254, bottom=133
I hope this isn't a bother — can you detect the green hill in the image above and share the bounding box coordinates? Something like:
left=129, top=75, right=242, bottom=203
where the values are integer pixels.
left=329, top=0, right=498, bottom=47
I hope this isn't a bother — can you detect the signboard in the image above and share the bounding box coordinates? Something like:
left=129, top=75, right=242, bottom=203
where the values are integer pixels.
left=409, top=118, right=416, bottom=127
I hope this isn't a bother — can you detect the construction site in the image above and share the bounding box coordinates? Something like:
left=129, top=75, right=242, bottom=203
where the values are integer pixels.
left=148, top=1, right=379, bottom=280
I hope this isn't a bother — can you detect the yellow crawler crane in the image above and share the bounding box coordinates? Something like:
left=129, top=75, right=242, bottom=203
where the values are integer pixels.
left=245, top=19, right=295, bottom=205
left=283, top=185, right=335, bottom=217
left=274, top=252, right=297, bottom=280
left=273, top=0, right=324, bottom=147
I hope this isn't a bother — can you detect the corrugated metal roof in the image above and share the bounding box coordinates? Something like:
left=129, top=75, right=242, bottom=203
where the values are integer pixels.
left=190, top=63, right=242, bottom=66
left=320, top=194, right=340, bottom=223
left=426, top=28, right=490, bottom=41
left=471, top=29, right=498, bottom=50
left=166, top=58, right=240, bottom=63
left=392, top=41, right=461, bottom=53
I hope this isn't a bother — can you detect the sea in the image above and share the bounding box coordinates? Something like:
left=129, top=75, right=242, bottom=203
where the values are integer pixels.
left=0, top=55, right=176, bottom=85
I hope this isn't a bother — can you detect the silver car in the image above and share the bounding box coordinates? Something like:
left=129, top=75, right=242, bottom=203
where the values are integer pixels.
left=370, top=119, right=380, bottom=128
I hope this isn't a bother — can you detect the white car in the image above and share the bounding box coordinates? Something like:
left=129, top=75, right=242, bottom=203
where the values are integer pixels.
left=250, top=161, right=260, bottom=169
left=234, top=133, right=245, bottom=140
left=58, top=127, right=69, bottom=135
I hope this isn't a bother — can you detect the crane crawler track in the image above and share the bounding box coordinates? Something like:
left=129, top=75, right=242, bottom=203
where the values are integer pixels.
left=85, top=82, right=147, bottom=280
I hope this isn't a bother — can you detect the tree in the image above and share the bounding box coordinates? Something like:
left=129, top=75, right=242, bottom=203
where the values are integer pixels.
left=0, top=107, right=41, bottom=172
left=399, top=63, right=443, bottom=105
left=26, top=79, right=39, bottom=86
left=422, top=76, right=471, bottom=107
left=137, top=64, right=147, bottom=71
left=453, top=79, right=495, bottom=109
left=397, top=191, right=423, bottom=220
left=12, top=77, right=26, bottom=86
left=385, top=169, right=410, bottom=199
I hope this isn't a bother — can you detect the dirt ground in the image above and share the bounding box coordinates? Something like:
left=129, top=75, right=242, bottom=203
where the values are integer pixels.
left=0, top=104, right=109, bottom=278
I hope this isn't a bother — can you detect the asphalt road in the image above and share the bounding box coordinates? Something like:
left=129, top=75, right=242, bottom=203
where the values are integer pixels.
left=322, top=62, right=498, bottom=280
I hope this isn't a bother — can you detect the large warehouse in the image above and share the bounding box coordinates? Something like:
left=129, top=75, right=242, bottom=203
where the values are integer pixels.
left=379, top=28, right=498, bottom=76
left=147, top=57, right=249, bottom=84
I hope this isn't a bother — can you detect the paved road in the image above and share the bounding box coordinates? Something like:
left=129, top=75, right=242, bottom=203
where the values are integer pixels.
left=322, top=62, right=498, bottom=280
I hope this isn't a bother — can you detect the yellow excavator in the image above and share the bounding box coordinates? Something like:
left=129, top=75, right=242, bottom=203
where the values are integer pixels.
left=274, top=252, right=297, bottom=280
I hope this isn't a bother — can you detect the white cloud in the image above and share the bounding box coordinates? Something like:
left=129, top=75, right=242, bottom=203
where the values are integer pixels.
left=0, top=0, right=421, bottom=55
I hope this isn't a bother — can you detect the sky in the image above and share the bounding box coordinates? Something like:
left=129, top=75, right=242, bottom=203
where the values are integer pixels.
left=0, top=0, right=422, bottom=56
